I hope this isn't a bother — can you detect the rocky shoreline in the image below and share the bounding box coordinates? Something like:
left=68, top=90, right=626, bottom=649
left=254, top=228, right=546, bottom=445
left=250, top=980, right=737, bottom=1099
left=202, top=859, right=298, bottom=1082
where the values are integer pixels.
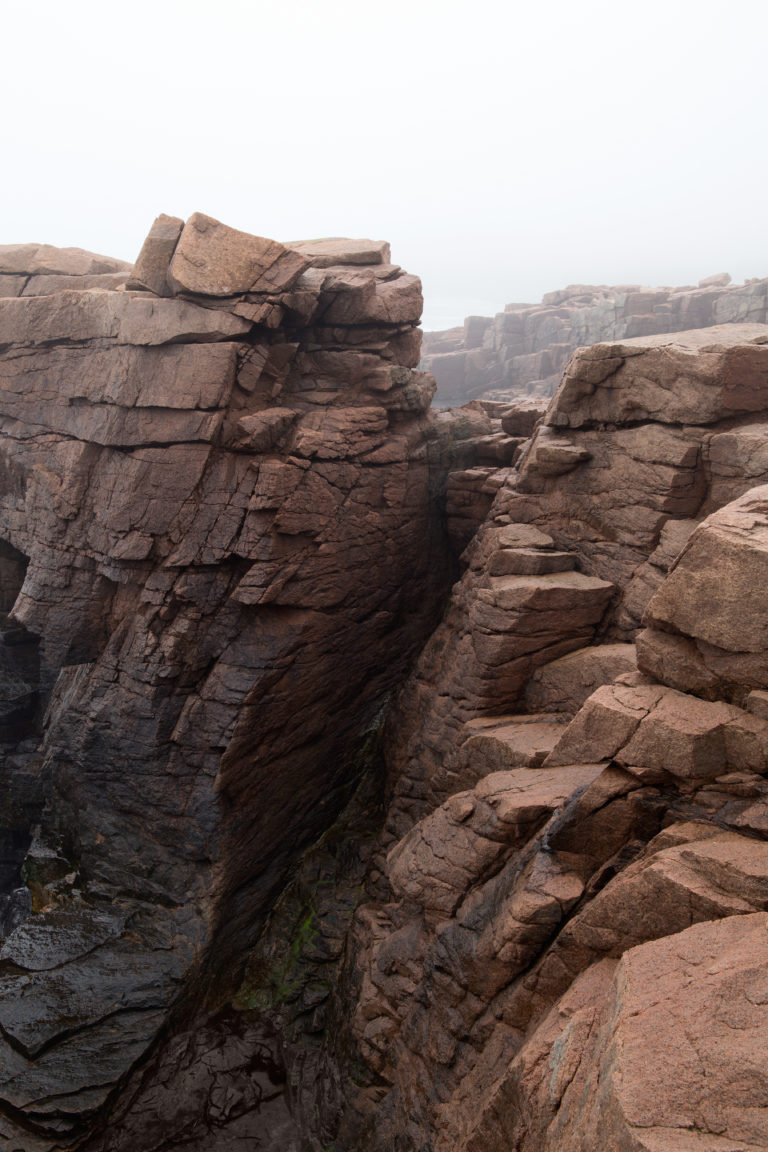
left=0, top=217, right=766, bottom=1151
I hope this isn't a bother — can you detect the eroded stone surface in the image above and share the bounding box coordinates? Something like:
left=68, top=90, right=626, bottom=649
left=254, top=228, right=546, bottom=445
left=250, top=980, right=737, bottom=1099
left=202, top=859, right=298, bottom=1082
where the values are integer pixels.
left=2, top=224, right=768, bottom=1152
left=329, top=324, right=768, bottom=1152
left=167, top=212, right=309, bottom=296
left=422, top=278, right=768, bottom=406
left=0, top=216, right=460, bottom=1149
left=510, top=914, right=768, bottom=1152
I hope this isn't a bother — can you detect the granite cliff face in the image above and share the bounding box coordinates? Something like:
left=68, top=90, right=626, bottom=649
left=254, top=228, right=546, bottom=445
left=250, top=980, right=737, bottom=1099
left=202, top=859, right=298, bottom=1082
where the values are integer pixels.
left=423, top=274, right=768, bottom=405
left=0, top=215, right=467, bottom=1150
left=334, top=322, right=768, bottom=1152
left=1, top=223, right=768, bottom=1152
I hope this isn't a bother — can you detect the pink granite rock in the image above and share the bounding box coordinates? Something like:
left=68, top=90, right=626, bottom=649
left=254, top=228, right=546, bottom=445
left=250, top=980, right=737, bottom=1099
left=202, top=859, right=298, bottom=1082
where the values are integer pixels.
left=167, top=212, right=309, bottom=296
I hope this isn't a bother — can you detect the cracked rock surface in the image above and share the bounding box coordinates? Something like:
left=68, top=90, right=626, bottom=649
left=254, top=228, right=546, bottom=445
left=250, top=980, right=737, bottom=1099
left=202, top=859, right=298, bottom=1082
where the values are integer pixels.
left=327, top=321, right=768, bottom=1152
left=0, top=215, right=469, bottom=1149
left=1, top=220, right=768, bottom=1151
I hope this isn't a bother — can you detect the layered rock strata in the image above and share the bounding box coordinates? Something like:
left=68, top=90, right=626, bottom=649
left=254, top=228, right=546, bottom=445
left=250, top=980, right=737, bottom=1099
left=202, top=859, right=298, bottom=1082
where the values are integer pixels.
left=331, top=323, right=768, bottom=1152
left=2, top=223, right=768, bottom=1152
left=423, top=273, right=768, bottom=405
left=0, top=215, right=459, bottom=1149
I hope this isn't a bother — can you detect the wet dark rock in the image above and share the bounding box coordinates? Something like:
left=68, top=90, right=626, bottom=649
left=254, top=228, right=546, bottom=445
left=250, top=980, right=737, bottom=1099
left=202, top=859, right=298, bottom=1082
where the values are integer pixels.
left=0, top=886, right=30, bottom=937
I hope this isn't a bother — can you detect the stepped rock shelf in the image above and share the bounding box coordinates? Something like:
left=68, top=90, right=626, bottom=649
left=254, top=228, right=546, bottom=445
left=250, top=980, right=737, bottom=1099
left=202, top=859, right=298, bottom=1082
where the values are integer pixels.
left=0, top=217, right=767, bottom=1151
left=423, top=273, right=768, bottom=406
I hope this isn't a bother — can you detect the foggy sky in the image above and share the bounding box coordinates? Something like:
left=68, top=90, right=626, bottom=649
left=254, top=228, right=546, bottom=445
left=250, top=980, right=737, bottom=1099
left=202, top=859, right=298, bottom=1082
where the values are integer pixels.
left=2, top=0, right=766, bottom=330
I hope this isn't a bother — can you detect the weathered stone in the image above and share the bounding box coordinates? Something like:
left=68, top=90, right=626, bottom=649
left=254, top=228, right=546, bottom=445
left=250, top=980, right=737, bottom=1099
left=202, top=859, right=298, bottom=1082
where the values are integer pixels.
left=544, top=682, right=664, bottom=766
left=231, top=408, right=298, bottom=452
left=548, top=324, right=768, bottom=428
left=519, top=914, right=768, bottom=1152
left=644, top=484, right=768, bottom=656
left=126, top=213, right=184, bottom=295
left=636, top=628, right=722, bottom=697
left=746, top=689, right=768, bottom=720
left=488, top=548, right=575, bottom=576
left=0, top=907, right=124, bottom=970
left=0, top=243, right=131, bottom=277
left=524, top=427, right=591, bottom=475
left=526, top=643, right=638, bottom=715
left=285, top=237, right=391, bottom=267
left=20, top=271, right=130, bottom=295
left=617, top=690, right=738, bottom=779
left=459, top=717, right=568, bottom=774
left=388, top=765, right=603, bottom=914
left=0, top=341, right=239, bottom=446
left=500, top=397, right=547, bottom=437
left=167, top=212, right=309, bottom=296
left=487, top=570, right=613, bottom=615
left=0, top=289, right=250, bottom=346
left=0, top=273, right=27, bottom=296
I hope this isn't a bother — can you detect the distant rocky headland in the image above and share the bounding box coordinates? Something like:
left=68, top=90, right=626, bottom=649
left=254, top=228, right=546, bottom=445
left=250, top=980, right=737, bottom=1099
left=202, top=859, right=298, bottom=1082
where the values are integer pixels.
left=423, top=272, right=768, bottom=405
left=0, top=216, right=767, bottom=1151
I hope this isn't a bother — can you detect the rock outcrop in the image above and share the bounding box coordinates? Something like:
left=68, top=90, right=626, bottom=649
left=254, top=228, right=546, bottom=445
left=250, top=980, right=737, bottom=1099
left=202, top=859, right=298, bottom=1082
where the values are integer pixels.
left=326, top=322, right=768, bottom=1152
left=0, top=215, right=464, bottom=1149
left=2, top=222, right=768, bottom=1152
left=423, top=274, right=768, bottom=405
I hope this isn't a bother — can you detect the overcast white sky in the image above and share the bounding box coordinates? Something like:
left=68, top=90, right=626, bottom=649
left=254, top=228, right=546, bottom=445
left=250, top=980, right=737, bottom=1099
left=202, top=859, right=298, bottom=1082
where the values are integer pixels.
left=2, top=0, right=766, bottom=328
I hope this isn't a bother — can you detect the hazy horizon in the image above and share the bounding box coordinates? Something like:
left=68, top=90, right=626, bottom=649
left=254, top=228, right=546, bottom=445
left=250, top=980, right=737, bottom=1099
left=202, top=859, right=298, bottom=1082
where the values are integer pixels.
left=3, top=0, right=766, bottom=331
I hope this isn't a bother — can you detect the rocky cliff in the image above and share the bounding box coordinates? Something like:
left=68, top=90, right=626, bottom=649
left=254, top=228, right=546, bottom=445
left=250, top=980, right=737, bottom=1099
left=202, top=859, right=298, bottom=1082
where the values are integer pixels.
left=334, top=322, right=768, bottom=1152
left=0, top=215, right=471, bottom=1150
left=423, top=274, right=768, bottom=405
left=1, top=223, right=768, bottom=1152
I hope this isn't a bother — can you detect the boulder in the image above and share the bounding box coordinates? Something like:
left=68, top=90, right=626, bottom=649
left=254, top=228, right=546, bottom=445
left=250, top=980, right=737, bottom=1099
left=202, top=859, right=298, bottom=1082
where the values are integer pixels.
left=126, top=212, right=184, bottom=296
left=525, top=643, right=637, bottom=714
left=167, top=212, right=309, bottom=296
left=285, top=237, right=391, bottom=267
left=519, top=914, right=768, bottom=1151
left=644, top=484, right=768, bottom=656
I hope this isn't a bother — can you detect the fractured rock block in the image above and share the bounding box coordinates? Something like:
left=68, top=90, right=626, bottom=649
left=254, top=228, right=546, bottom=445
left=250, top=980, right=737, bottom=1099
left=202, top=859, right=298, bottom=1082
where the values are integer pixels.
left=548, top=681, right=768, bottom=781
left=485, top=571, right=613, bottom=617
left=500, top=397, right=548, bottom=437
left=0, top=289, right=250, bottom=346
left=488, top=548, right=576, bottom=576
left=167, top=212, right=309, bottom=296
left=387, top=764, right=603, bottom=915
left=544, top=683, right=664, bottom=767
left=524, top=427, right=591, bottom=475
left=526, top=643, right=638, bottom=715
left=636, top=628, right=722, bottom=698
left=555, top=914, right=768, bottom=1152
left=126, top=213, right=184, bottom=296
left=547, top=324, right=768, bottom=428
left=644, top=484, right=768, bottom=657
left=459, top=716, right=569, bottom=775
left=285, top=237, right=391, bottom=267
left=617, top=690, right=736, bottom=779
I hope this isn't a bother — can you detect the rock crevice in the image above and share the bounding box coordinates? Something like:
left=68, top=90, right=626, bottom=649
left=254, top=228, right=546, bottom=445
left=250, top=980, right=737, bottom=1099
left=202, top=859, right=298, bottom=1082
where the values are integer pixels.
left=1, top=222, right=768, bottom=1152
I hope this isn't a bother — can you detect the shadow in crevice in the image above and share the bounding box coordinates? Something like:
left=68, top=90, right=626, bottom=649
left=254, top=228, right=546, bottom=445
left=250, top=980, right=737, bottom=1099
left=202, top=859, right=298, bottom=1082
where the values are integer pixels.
left=0, top=539, right=45, bottom=930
